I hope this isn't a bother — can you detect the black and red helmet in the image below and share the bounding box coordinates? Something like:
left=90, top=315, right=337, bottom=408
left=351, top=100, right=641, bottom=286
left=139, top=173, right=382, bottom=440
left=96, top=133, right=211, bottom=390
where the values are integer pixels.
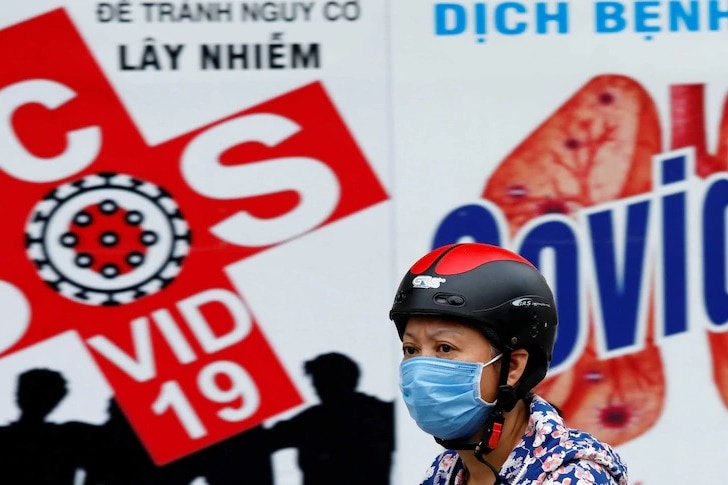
left=390, top=243, right=558, bottom=407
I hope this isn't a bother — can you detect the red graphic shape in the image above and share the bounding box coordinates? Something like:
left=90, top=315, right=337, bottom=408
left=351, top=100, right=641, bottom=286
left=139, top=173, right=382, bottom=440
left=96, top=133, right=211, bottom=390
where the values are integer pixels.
left=482, top=74, right=665, bottom=445
left=671, top=84, right=728, bottom=409
left=66, top=201, right=149, bottom=277
left=0, top=9, right=388, bottom=464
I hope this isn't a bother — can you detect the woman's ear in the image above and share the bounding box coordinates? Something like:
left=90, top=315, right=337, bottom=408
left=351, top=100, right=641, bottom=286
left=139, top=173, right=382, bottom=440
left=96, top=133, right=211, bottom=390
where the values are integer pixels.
left=507, top=349, right=530, bottom=387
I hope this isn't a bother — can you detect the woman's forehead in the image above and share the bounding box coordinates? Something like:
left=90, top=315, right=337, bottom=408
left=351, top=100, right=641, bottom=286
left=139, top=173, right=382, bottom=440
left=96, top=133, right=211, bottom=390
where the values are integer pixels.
left=403, top=317, right=484, bottom=339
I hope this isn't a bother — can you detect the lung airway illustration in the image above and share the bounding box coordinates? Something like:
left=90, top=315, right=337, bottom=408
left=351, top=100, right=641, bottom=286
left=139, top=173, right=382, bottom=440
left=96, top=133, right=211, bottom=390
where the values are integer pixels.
left=482, top=75, right=661, bottom=233
left=673, top=84, right=728, bottom=413
left=480, top=74, right=728, bottom=445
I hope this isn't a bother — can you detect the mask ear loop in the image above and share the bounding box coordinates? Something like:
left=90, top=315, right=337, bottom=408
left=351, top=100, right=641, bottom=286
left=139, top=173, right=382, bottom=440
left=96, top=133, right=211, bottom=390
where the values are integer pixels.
left=432, top=352, right=505, bottom=452
left=472, top=349, right=513, bottom=484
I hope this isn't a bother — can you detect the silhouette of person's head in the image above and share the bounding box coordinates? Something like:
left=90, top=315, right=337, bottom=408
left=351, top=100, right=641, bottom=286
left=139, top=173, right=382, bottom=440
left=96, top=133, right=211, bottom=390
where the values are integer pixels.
left=15, top=368, right=68, bottom=422
left=105, top=398, right=125, bottom=423
left=304, top=353, right=360, bottom=403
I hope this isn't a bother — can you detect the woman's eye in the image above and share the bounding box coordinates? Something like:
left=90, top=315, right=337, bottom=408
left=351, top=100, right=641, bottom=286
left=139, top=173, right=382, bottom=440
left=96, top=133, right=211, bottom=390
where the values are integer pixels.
left=402, top=346, right=417, bottom=355
left=438, top=344, right=453, bottom=353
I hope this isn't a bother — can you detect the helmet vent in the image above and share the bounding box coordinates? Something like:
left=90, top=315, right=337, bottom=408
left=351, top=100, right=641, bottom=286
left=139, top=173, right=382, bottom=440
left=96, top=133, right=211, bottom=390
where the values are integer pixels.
left=433, top=293, right=465, bottom=307
left=529, top=320, right=547, bottom=338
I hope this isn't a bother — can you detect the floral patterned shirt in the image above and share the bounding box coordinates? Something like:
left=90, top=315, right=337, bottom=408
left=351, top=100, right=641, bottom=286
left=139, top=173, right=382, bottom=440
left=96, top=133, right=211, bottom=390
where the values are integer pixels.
left=419, top=395, right=628, bottom=484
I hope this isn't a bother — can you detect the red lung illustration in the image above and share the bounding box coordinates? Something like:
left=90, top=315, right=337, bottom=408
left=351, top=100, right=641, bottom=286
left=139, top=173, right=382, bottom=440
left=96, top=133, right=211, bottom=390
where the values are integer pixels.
left=710, top=307, right=728, bottom=410
left=672, top=84, right=728, bottom=409
left=714, top=97, right=728, bottom=410
left=482, top=75, right=665, bottom=445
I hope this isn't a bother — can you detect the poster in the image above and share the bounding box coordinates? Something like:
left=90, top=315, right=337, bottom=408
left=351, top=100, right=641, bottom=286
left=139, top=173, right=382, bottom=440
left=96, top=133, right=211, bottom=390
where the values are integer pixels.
left=390, top=2, right=728, bottom=483
left=1, top=1, right=727, bottom=483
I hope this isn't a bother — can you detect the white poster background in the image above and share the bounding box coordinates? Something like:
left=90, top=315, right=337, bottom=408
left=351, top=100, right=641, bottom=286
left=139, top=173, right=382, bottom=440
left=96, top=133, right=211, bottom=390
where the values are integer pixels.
left=390, top=1, right=728, bottom=483
left=1, top=0, right=728, bottom=483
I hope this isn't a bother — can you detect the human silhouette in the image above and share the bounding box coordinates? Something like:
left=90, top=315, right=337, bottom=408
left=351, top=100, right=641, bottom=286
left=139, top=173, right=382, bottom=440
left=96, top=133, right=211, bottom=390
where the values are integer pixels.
left=84, top=398, right=273, bottom=485
left=83, top=398, right=162, bottom=484
left=168, top=425, right=274, bottom=485
left=0, top=368, right=99, bottom=484
left=0, top=368, right=275, bottom=484
left=267, top=352, right=395, bottom=485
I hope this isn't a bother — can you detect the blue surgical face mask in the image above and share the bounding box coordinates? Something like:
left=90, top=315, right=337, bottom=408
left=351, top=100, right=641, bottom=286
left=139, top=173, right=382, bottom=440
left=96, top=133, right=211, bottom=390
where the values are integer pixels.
left=399, top=354, right=503, bottom=440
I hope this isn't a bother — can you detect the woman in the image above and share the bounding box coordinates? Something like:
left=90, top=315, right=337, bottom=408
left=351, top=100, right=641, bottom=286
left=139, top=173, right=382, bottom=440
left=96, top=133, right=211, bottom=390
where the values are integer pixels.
left=390, top=243, right=628, bottom=484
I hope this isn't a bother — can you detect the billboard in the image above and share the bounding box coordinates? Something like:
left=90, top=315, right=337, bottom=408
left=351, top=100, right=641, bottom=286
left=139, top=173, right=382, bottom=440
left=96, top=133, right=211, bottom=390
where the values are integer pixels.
left=0, top=1, right=726, bottom=483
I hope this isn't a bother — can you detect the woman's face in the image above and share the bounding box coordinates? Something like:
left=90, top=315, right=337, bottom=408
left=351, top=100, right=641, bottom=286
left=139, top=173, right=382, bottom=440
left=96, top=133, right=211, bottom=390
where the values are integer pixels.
left=401, top=316, right=500, bottom=401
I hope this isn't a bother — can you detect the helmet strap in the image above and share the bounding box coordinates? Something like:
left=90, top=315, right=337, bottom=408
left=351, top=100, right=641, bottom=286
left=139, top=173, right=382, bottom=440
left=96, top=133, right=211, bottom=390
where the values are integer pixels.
left=466, top=354, right=513, bottom=484
left=474, top=406, right=505, bottom=454
left=434, top=436, right=476, bottom=450
left=471, top=354, right=513, bottom=455
left=435, top=408, right=506, bottom=484
left=496, top=349, right=519, bottom=412
left=432, top=408, right=505, bottom=452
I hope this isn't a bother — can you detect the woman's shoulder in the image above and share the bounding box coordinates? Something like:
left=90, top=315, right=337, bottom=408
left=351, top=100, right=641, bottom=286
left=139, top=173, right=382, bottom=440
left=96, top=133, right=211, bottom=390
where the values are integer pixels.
left=515, top=394, right=629, bottom=484
left=419, top=449, right=466, bottom=485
